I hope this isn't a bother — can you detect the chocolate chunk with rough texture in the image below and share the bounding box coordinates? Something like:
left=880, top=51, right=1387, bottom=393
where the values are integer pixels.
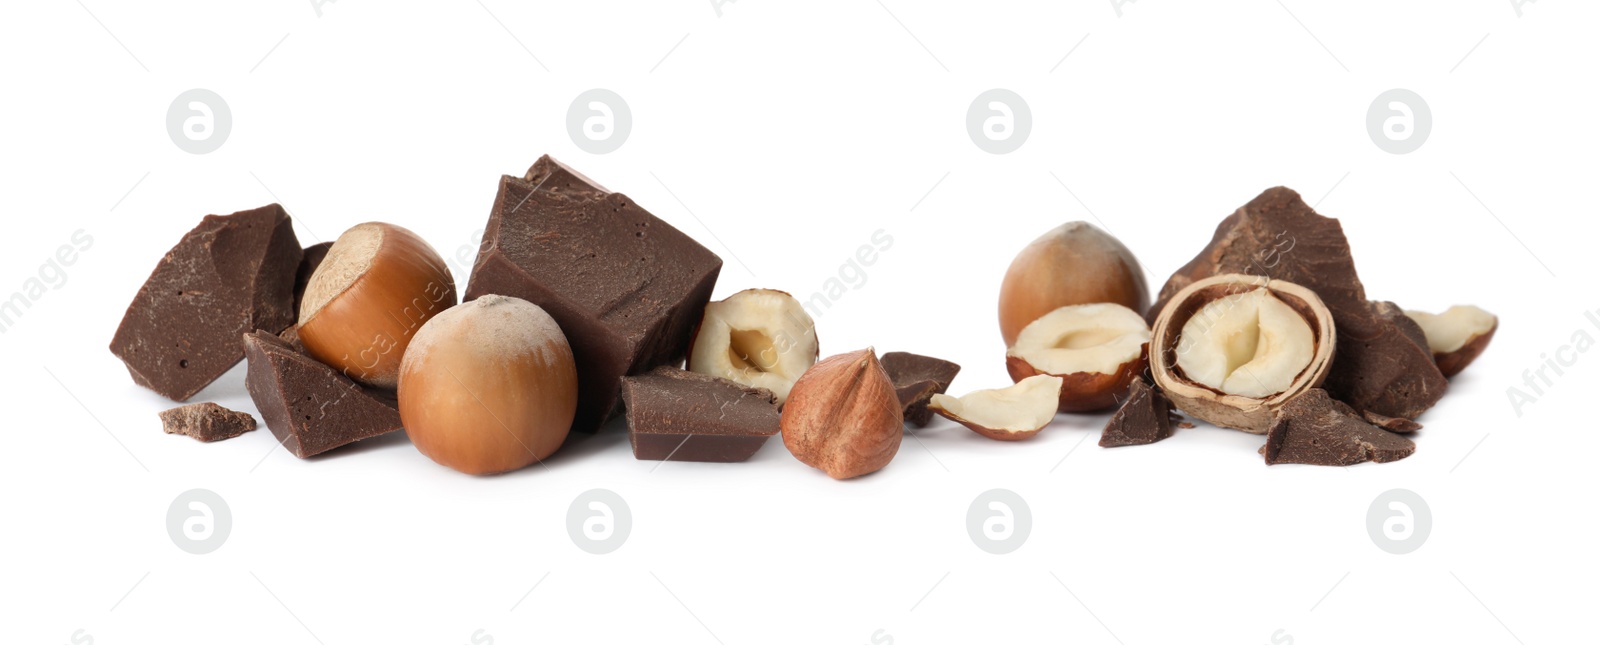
left=881, top=352, right=962, bottom=428
left=1100, top=379, right=1176, bottom=447
left=466, top=156, right=722, bottom=433
left=1148, top=187, right=1447, bottom=419
left=159, top=402, right=257, bottom=442
left=1362, top=409, right=1422, bottom=434
left=292, top=241, right=332, bottom=316
left=621, top=367, right=779, bottom=462
left=243, top=330, right=401, bottom=458
left=1263, top=389, right=1416, bottom=466
left=110, top=204, right=302, bottom=401
left=278, top=324, right=305, bottom=353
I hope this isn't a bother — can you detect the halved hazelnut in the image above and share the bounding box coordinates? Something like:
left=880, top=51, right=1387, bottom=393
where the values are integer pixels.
left=687, top=289, right=819, bottom=405
left=1005, top=303, right=1150, bottom=412
left=1150, top=274, right=1335, bottom=433
left=1404, top=305, right=1497, bottom=377
left=928, top=375, right=1064, bottom=441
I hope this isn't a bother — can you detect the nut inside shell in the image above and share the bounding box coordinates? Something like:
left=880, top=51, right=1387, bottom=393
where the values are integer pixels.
left=1005, top=303, right=1150, bottom=412
left=1150, top=274, right=1335, bottom=433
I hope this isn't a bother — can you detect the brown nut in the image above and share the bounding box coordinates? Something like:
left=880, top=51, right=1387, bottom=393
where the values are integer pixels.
left=1404, top=305, right=1498, bottom=377
left=1150, top=274, right=1335, bottom=433
left=298, top=222, right=457, bottom=388
left=1005, top=303, right=1150, bottom=412
left=998, top=222, right=1149, bottom=347
left=397, top=295, right=578, bottom=475
left=780, top=348, right=902, bottom=479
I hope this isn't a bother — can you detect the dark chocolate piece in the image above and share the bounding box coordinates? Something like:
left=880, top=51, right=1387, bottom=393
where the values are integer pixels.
left=159, top=402, right=257, bottom=442
left=278, top=324, right=305, bottom=353
left=880, top=351, right=962, bottom=428
left=1362, top=409, right=1422, bottom=434
left=243, top=330, right=402, bottom=458
left=1263, top=389, right=1416, bottom=466
left=292, top=241, right=333, bottom=316
left=110, top=204, right=302, bottom=401
left=621, top=367, right=779, bottom=462
left=467, top=155, right=723, bottom=433
left=1148, top=187, right=1447, bottom=420
left=1099, top=379, right=1176, bottom=447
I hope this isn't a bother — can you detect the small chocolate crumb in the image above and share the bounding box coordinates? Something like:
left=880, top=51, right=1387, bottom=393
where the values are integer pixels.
left=880, top=352, right=962, bottom=428
left=159, top=402, right=257, bottom=442
left=1263, top=389, right=1416, bottom=466
left=1100, top=379, right=1176, bottom=447
left=1362, top=410, right=1422, bottom=434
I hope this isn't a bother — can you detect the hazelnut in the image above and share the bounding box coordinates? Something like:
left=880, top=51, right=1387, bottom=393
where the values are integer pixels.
left=780, top=348, right=901, bottom=479
left=298, top=222, right=457, bottom=388
left=1404, top=305, right=1497, bottom=377
left=929, top=375, right=1064, bottom=441
left=998, top=222, right=1149, bottom=347
left=1005, top=303, right=1150, bottom=412
left=1149, top=274, right=1335, bottom=433
left=688, top=288, right=819, bottom=405
left=397, top=295, right=577, bottom=475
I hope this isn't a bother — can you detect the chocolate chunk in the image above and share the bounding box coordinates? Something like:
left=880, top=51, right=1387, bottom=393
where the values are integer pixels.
left=466, top=156, right=722, bottom=433
left=1099, top=379, right=1175, bottom=447
left=880, top=352, right=962, bottom=428
left=620, top=367, right=779, bottom=462
left=1362, top=409, right=1423, bottom=434
left=159, top=402, right=257, bottom=442
left=278, top=324, right=305, bottom=353
left=1263, top=389, right=1416, bottom=466
left=243, top=330, right=402, bottom=458
left=1148, top=187, right=1447, bottom=419
left=110, top=204, right=303, bottom=401
left=292, top=241, right=332, bottom=316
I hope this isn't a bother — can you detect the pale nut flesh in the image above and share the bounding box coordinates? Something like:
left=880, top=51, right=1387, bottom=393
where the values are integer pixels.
left=688, top=288, right=819, bottom=405
left=1404, top=305, right=1498, bottom=377
left=1175, top=289, right=1314, bottom=399
left=929, top=374, right=1064, bottom=441
left=1005, top=303, right=1150, bottom=412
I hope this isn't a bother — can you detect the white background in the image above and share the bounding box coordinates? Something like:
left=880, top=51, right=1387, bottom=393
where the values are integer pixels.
left=2, top=1, right=1596, bottom=643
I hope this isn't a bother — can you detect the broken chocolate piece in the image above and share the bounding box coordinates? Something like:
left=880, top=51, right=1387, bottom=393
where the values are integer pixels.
left=1099, top=379, right=1175, bottom=447
left=1263, top=389, right=1416, bottom=466
left=466, top=155, right=723, bottom=433
left=620, top=367, right=779, bottom=462
left=159, top=402, right=257, bottom=442
left=880, top=352, right=962, bottom=428
left=243, top=330, right=402, bottom=458
left=292, top=241, right=332, bottom=316
left=1361, top=409, right=1422, bottom=433
left=1148, top=187, right=1446, bottom=420
left=110, top=204, right=303, bottom=401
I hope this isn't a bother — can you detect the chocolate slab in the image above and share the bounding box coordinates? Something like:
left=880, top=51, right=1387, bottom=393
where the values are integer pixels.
left=466, top=155, right=723, bottom=433
left=880, top=351, right=962, bottom=428
left=159, top=402, right=257, bottom=442
left=620, top=366, right=779, bottom=462
left=1262, top=389, right=1416, bottom=466
left=110, top=204, right=302, bottom=401
left=242, top=330, right=402, bottom=458
left=1148, top=187, right=1447, bottom=420
left=292, top=241, right=333, bottom=316
left=1099, top=379, right=1176, bottom=447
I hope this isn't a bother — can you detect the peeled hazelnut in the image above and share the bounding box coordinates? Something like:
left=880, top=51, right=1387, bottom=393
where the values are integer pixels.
left=780, top=348, right=902, bottom=479
left=1404, top=305, right=1497, bottom=377
left=929, top=375, right=1063, bottom=441
left=998, top=222, right=1149, bottom=347
left=1150, top=274, right=1334, bottom=433
left=1005, top=303, right=1150, bottom=412
left=688, top=288, right=819, bottom=405
left=298, top=222, right=456, bottom=388
left=397, top=295, right=577, bottom=475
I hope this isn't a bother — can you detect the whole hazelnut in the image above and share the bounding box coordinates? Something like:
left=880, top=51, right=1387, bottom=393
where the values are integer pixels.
left=781, top=348, right=902, bottom=479
left=298, top=222, right=457, bottom=389
left=397, top=295, right=578, bottom=475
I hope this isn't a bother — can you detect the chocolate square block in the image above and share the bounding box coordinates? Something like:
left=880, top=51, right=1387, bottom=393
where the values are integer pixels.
left=110, top=204, right=302, bottom=401
left=243, top=331, right=402, bottom=458
left=621, top=367, right=780, bottom=462
left=467, top=156, right=723, bottom=433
